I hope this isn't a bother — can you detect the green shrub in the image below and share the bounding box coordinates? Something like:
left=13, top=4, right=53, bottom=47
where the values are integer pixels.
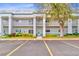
left=46, top=34, right=57, bottom=38
left=65, top=34, right=72, bottom=36
left=1, top=33, right=35, bottom=38
left=22, top=33, right=34, bottom=37
left=65, top=33, right=79, bottom=36
left=1, top=35, right=7, bottom=38
left=64, top=33, right=79, bottom=38
left=16, top=33, right=34, bottom=38
left=1, top=34, right=12, bottom=38
left=4, top=33, right=16, bottom=37
left=73, top=33, right=79, bottom=35
left=16, top=33, right=22, bottom=37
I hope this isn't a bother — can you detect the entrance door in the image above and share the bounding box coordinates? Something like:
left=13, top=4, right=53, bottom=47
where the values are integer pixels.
left=36, top=28, right=43, bottom=37
left=36, top=17, right=43, bottom=38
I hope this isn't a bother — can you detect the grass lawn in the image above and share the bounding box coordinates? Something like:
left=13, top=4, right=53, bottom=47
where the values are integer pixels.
left=0, top=36, right=35, bottom=40
left=0, top=34, right=79, bottom=40
left=43, top=34, right=79, bottom=40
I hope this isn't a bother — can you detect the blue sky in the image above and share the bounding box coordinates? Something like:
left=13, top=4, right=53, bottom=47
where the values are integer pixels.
left=0, top=3, right=38, bottom=10
left=0, top=3, right=79, bottom=10
left=71, top=3, right=79, bottom=9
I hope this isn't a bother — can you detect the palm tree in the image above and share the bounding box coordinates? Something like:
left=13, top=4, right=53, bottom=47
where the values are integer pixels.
left=42, top=3, right=72, bottom=37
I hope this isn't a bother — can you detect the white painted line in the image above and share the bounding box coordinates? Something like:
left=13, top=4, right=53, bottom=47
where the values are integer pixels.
left=43, top=41, right=53, bottom=56
left=62, top=41, right=79, bottom=49
left=6, top=41, right=28, bottom=56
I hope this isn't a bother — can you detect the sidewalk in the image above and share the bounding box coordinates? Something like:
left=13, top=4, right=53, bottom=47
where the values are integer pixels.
left=0, top=37, right=79, bottom=40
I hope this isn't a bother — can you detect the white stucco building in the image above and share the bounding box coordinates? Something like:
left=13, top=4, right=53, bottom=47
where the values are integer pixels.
left=0, top=9, right=78, bottom=37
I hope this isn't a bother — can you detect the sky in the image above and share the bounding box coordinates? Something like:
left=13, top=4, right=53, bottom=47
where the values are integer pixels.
left=71, top=3, right=79, bottom=9
left=0, top=3, right=79, bottom=10
left=0, top=3, right=38, bottom=10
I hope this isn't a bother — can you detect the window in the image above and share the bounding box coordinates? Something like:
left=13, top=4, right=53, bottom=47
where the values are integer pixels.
left=16, top=30, right=18, bottom=32
left=46, top=30, right=50, bottom=32
left=29, top=20, right=33, bottom=24
left=19, top=20, right=22, bottom=23
left=19, top=29, right=21, bottom=32
left=16, top=29, right=21, bottom=33
left=29, top=30, right=33, bottom=34
left=16, top=20, right=19, bottom=22
left=58, top=29, right=60, bottom=32
left=46, top=20, right=49, bottom=23
left=29, top=20, right=32, bottom=22
left=75, top=29, right=77, bottom=33
left=4, top=30, right=5, bottom=34
left=16, top=20, right=22, bottom=23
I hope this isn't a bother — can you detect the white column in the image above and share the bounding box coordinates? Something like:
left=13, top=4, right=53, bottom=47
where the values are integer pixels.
left=9, top=15, right=12, bottom=34
left=0, top=16, right=3, bottom=35
left=77, top=19, right=79, bottom=33
left=33, top=16, right=36, bottom=36
left=43, top=14, right=46, bottom=37
left=68, top=19, right=72, bottom=34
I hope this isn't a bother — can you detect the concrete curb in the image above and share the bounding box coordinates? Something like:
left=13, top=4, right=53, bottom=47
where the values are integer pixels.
left=0, top=38, right=79, bottom=40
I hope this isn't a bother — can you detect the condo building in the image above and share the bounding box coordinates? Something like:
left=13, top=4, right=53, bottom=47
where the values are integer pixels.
left=0, top=3, right=79, bottom=37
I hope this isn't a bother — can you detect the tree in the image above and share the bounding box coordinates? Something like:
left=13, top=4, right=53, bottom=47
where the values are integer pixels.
left=42, top=3, right=72, bottom=37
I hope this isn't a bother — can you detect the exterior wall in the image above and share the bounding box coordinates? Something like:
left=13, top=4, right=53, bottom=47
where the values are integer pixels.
left=36, top=19, right=43, bottom=26
left=46, top=27, right=67, bottom=35
left=2, top=18, right=79, bottom=35
left=13, top=27, right=33, bottom=34
left=46, top=27, right=59, bottom=34
left=72, top=19, right=77, bottom=26
left=72, top=27, right=77, bottom=33
left=46, top=20, right=59, bottom=26
left=13, top=19, right=33, bottom=26
left=3, top=19, right=8, bottom=26
left=0, top=13, right=79, bottom=36
left=72, top=19, right=77, bottom=33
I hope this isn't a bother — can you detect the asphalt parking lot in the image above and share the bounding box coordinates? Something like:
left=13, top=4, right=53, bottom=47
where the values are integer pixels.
left=0, top=40, right=79, bottom=56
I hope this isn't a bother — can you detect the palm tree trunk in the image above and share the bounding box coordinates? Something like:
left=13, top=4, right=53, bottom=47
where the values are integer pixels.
left=59, top=21, right=64, bottom=37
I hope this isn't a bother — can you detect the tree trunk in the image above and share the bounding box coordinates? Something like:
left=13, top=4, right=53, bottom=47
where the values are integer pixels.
left=59, top=22, right=64, bottom=37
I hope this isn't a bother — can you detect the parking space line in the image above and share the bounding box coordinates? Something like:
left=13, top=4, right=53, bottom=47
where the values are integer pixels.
left=43, top=41, right=53, bottom=56
left=6, top=41, right=28, bottom=56
left=62, top=41, right=79, bottom=49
